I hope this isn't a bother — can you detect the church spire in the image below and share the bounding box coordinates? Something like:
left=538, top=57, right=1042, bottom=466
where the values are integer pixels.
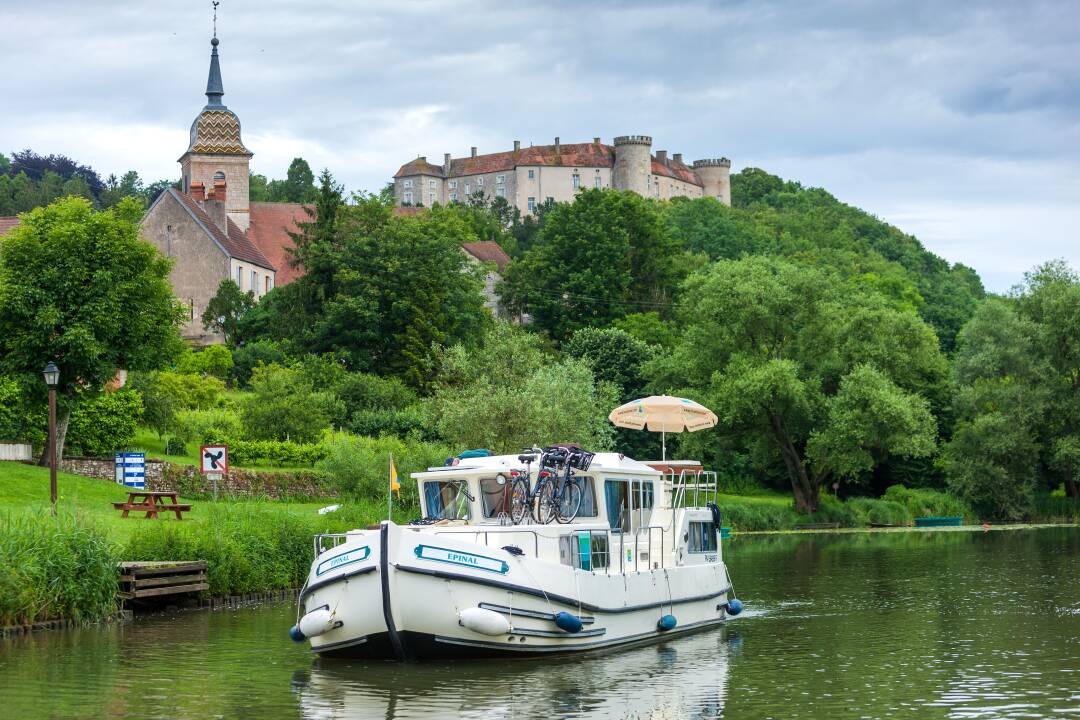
left=205, top=1, right=225, bottom=108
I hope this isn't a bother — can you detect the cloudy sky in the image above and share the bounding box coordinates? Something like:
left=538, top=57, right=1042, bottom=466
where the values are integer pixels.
left=3, top=0, right=1077, bottom=291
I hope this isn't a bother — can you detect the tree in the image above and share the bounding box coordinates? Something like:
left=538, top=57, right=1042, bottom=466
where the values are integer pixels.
left=499, top=189, right=681, bottom=342
left=175, top=345, right=234, bottom=381
left=267, top=157, right=316, bottom=203
left=239, top=364, right=334, bottom=443
left=201, top=279, right=256, bottom=346
left=564, top=327, right=656, bottom=399
left=0, top=197, right=185, bottom=460
left=652, top=256, right=944, bottom=512
left=432, top=323, right=616, bottom=453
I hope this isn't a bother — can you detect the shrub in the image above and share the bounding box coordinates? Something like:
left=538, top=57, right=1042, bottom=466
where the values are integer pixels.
left=67, top=389, right=144, bottom=456
left=715, top=501, right=798, bottom=531
left=240, top=364, right=334, bottom=443
left=883, top=485, right=972, bottom=521
left=176, top=345, right=234, bottom=380
left=347, top=404, right=437, bottom=440
left=174, top=407, right=244, bottom=445
left=0, top=511, right=119, bottom=625
left=230, top=340, right=289, bottom=388
left=0, top=375, right=45, bottom=445
left=846, top=497, right=912, bottom=526
left=317, top=434, right=453, bottom=510
left=128, top=370, right=225, bottom=438
left=227, top=439, right=327, bottom=467
left=164, top=437, right=188, bottom=456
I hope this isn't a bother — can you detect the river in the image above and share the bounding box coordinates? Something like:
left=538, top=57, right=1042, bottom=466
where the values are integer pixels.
left=1, top=527, right=1077, bottom=719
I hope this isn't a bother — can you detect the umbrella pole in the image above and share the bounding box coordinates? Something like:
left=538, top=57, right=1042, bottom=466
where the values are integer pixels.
left=662, top=430, right=666, bottom=462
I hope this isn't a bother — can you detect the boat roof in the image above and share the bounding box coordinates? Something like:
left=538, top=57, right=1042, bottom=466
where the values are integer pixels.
left=412, top=452, right=661, bottom=480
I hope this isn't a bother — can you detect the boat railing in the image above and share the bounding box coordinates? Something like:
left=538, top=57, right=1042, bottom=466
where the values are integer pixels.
left=666, top=468, right=719, bottom=509
left=313, top=532, right=351, bottom=556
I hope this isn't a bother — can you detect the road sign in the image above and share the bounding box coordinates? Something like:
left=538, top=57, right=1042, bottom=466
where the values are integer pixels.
left=115, top=452, right=146, bottom=489
left=200, top=445, right=228, bottom=474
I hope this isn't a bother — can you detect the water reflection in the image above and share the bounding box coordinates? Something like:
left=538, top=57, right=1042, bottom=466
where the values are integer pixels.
left=291, top=628, right=736, bottom=720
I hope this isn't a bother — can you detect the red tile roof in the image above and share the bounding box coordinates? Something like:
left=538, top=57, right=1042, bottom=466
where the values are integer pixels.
left=248, top=202, right=308, bottom=285
left=392, top=206, right=427, bottom=217
left=170, top=189, right=274, bottom=269
left=0, top=216, right=19, bottom=236
left=393, top=158, right=444, bottom=178
left=462, top=241, right=512, bottom=273
left=652, top=158, right=702, bottom=186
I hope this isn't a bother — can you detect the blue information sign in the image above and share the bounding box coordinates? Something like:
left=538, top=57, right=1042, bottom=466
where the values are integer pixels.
left=114, top=452, right=146, bottom=489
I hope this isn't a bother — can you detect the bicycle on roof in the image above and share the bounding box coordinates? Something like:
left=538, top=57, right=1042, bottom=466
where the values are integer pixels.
left=508, top=445, right=594, bottom=524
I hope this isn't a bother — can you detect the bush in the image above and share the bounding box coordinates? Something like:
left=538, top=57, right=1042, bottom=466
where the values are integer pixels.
left=715, top=501, right=798, bottom=531
left=230, top=340, right=289, bottom=388
left=0, top=511, right=119, bottom=625
left=883, top=485, right=971, bottom=521
left=67, top=389, right=144, bottom=456
left=347, top=405, right=437, bottom=440
left=128, top=371, right=225, bottom=438
left=176, top=345, right=233, bottom=380
left=317, top=434, right=453, bottom=510
left=0, top=375, right=45, bottom=445
left=174, top=407, right=244, bottom=445
left=240, top=364, right=334, bottom=443
left=164, top=437, right=188, bottom=456
left=846, top=497, right=912, bottom=526
left=227, top=439, right=327, bottom=467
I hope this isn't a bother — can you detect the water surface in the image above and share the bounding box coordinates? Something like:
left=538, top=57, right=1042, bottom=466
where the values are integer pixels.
left=2, top=527, right=1077, bottom=719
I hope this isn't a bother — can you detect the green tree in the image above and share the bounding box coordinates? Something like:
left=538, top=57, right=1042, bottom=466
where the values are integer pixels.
left=432, top=323, right=616, bottom=453
left=499, top=189, right=680, bottom=342
left=175, top=345, right=234, bottom=381
left=564, top=327, right=656, bottom=399
left=653, top=256, right=944, bottom=512
left=0, top=197, right=184, bottom=461
left=239, top=364, right=334, bottom=443
left=201, top=279, right=255, bottom=347
left=65, top=389, right=144, bottom=456
left=267, top=157, right=316, bottom=203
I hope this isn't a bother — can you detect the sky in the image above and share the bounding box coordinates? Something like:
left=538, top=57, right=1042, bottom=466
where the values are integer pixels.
left=2, top=0, right=1077, bottom=292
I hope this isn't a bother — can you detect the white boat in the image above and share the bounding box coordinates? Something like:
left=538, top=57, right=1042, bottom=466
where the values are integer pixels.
left=291, top=450, right=742, bottom=660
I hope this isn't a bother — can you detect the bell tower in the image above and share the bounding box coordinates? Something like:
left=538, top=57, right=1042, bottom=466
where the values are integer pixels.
left=178, top=7, right=252, bottom=230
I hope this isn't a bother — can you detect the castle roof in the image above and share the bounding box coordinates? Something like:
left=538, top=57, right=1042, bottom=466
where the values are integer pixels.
left=394, top=159, right=444, bottom=178
left=247, top=202, right=309, bottom=285
left=167, top=188, right=273, bottom=269
left=652, top=158, right=702, bottom=186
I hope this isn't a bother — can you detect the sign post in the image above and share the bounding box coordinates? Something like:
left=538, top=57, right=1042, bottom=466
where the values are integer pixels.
left=200, top=445, right=228, bottom=501
left=114, top=452, right=146, bottom=489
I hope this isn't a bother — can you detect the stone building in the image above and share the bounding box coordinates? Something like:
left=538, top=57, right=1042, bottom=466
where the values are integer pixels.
left=140, top=32, right=305, bottom=343
left=392, top=136, right=731, bottom=213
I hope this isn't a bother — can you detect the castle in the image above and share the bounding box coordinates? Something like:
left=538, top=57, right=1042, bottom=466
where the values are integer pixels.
left=393, top=136, right=731, bottom=213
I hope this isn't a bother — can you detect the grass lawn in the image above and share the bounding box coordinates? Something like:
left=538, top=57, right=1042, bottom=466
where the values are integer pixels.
left=0, top=460, right=398, bottom=543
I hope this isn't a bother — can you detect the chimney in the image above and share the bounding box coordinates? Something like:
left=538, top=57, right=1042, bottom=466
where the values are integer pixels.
left=594, top=136, right=601, bottom=144
left=190, top=181, right=205, bottom=201
left=513, top=140, right=521, bottom=152
left=443, top=153, right=451, bottom=175
left=204, top=195, right=227, bottom=233
left=471, top=146, right=477, bottom=158
left=555, top=137, right=561, bottom=155
left=656, top=150, right=668, bottom=164
left=673, top=153, right=683, bottom=164
left=211, top=178, right=228, bottom=201
left=418, top=156, right=426, bottom=163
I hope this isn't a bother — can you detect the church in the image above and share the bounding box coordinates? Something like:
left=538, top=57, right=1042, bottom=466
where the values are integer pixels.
left=140, top=32, right=306, bottom=343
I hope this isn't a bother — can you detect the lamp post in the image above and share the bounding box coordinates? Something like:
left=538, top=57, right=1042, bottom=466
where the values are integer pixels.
left=42, top=362, right=60, bottom=515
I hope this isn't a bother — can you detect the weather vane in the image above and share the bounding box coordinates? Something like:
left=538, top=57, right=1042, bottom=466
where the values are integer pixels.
left=212, top=1, right=220, bottom=38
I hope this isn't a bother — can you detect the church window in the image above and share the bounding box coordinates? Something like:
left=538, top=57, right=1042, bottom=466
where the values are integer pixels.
left=265, top=275, right=272, bottom=293
left=428, top=193, right=435, bottom=205
left=464, top=183, right=471, bottom=194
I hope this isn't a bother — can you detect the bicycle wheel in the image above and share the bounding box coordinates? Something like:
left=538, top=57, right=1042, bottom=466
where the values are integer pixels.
left=554, top=481, right=583, bottom=524
left=534, top=480, right=556, bottom=524
left=509, top=478, right=531, bottom=525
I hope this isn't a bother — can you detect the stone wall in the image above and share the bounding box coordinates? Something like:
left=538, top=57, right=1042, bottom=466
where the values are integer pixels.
left=61, top=456, right=167, bottom=485
left=156, top=463, right=334, bottom=500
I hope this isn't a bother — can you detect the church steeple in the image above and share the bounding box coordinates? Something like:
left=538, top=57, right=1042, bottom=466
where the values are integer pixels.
left=205, top=36, right=225, bottom=109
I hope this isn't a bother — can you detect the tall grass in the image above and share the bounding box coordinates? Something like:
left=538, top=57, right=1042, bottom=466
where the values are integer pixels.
left=0, top=511, right=119, bottom=626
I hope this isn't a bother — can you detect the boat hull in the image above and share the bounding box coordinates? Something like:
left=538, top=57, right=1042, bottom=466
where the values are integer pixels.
left=299, top=522, right=735, bottom=661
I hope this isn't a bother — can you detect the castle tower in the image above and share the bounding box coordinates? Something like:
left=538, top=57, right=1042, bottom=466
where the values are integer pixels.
left=612, top=135, right=652, bottom=198
left=178, top=30, right=253, bottom=230
left=692, top=158, right=731, bottom=206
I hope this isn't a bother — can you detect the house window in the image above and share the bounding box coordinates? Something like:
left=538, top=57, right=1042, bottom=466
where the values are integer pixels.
left=594, top=176, right=602, bottom=189
left=403, top=179, right=412, bottom=188
left=496, top=186, right=506, bottom=198
left=688, top=521, right=718, bottom=553
left=251, top=270, right=257, bottom=292
left=265, top=275, right=272, bottom=293
left=527, top=196, right=536, bottom=212
left=572, top=174, right=580, bottom=189
left=528, top=169, right=535, bottom=179
left=428, top=179, right=436, bottom=189
left=545, top=196, right=554, bottom=204
left=403, top=190, right=413, bottom=204
left=236, top=265, right=243, bottom=287
left=449, top=192, right=457, bottom=202
left=477, top=177, right=484, bottom=187
left=428, top=193, right=436, bottom=205
left=449, top=180, right=457, bottom=189
left=496, top=174, right=505, bottom=184
left=464, top=183, right=471, bottom=194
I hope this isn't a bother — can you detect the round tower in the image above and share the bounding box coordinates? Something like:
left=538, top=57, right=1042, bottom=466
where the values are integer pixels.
left=613, top=135, right=653, bottom=198
left=692, top=158, right=732, bottom=206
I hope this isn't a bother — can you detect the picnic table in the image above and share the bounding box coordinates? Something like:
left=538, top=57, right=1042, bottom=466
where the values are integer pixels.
left=112, top=491, right=192, bottom=520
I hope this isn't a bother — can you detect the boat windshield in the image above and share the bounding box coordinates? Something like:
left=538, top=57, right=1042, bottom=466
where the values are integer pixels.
left=424, top=479, right=472, bottom=520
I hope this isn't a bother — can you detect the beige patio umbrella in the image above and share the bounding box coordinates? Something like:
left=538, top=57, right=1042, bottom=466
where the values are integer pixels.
left=608, top=395, right=719, bottom=461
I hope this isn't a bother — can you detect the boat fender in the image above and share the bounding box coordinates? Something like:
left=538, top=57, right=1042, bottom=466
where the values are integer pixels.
left=459, top=607, right=511, bottom=636
left=554, top=611, right=583, bottom=634
left=288, top=624, right=305, bottom=642
left=657, top=614, right=678, bottom=631
left=708, top=502, right=722, bottom=534
left=297, top=607, right=337, bottom=638
left=726, top=598, right=744, bottom=616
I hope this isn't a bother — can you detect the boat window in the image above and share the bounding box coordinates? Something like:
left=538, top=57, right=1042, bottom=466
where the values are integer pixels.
left=479, top=475, right=513, bottom=519
left=423, top=479, right=472, bottom=520
left=603, top=479, right=654, bottom=532
left=688, top=521, right=717, bottom=553
left=572, top=476, right=599, bottom=518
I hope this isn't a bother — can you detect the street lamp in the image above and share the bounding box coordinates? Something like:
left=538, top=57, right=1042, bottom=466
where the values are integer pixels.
left=43, top=361, right=59, bottom=514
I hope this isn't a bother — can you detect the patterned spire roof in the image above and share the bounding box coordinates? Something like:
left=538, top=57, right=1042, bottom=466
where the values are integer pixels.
left=205, top=37, right=224, bottom=109
left=185, top=34, right=251, bottom=156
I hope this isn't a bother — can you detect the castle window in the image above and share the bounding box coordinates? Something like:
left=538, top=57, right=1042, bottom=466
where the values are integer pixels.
left=429, top=179, right=436, bottom=190
left=449, top=192, right=457, bottom=202
left=496, top=174, right=505, bottom=184
left=403, top=179, right=412, bottom=188
left=528, top=169, right=535, bottom=180
left=572, top=174, right=580, bottom=189
left=449, top=180, right=457, bottom=189
left=527, top=197, right=536, bottom=212
left=403, top=190, right=413, bottom=205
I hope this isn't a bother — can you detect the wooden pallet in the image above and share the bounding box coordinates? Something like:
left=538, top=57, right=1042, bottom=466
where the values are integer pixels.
left=118, top=561, right=208, bottom=600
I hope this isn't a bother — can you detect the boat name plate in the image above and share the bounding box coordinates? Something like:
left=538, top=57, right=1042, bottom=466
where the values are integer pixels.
left=316, top=546, right=371, bottom=576
left=414, top=544, right=510, bottom=574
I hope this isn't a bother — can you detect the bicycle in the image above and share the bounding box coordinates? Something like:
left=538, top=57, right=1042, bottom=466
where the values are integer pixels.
left=509, top=446, right=594, bottom=524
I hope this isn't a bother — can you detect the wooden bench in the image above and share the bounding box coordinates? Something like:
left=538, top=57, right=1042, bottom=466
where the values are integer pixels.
left=113, top=491, right=192, bottom=520
left=118, top=561, right=208, bottom=600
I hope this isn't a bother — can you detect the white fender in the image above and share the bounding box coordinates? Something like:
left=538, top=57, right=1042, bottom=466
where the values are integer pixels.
left=298, top=607, right=337, bottom=638
left=458, top=607, right=511, bottom=636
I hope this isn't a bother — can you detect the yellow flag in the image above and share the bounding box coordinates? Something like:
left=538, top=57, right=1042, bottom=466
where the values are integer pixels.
left=390, top=455, right=400, bottom=497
